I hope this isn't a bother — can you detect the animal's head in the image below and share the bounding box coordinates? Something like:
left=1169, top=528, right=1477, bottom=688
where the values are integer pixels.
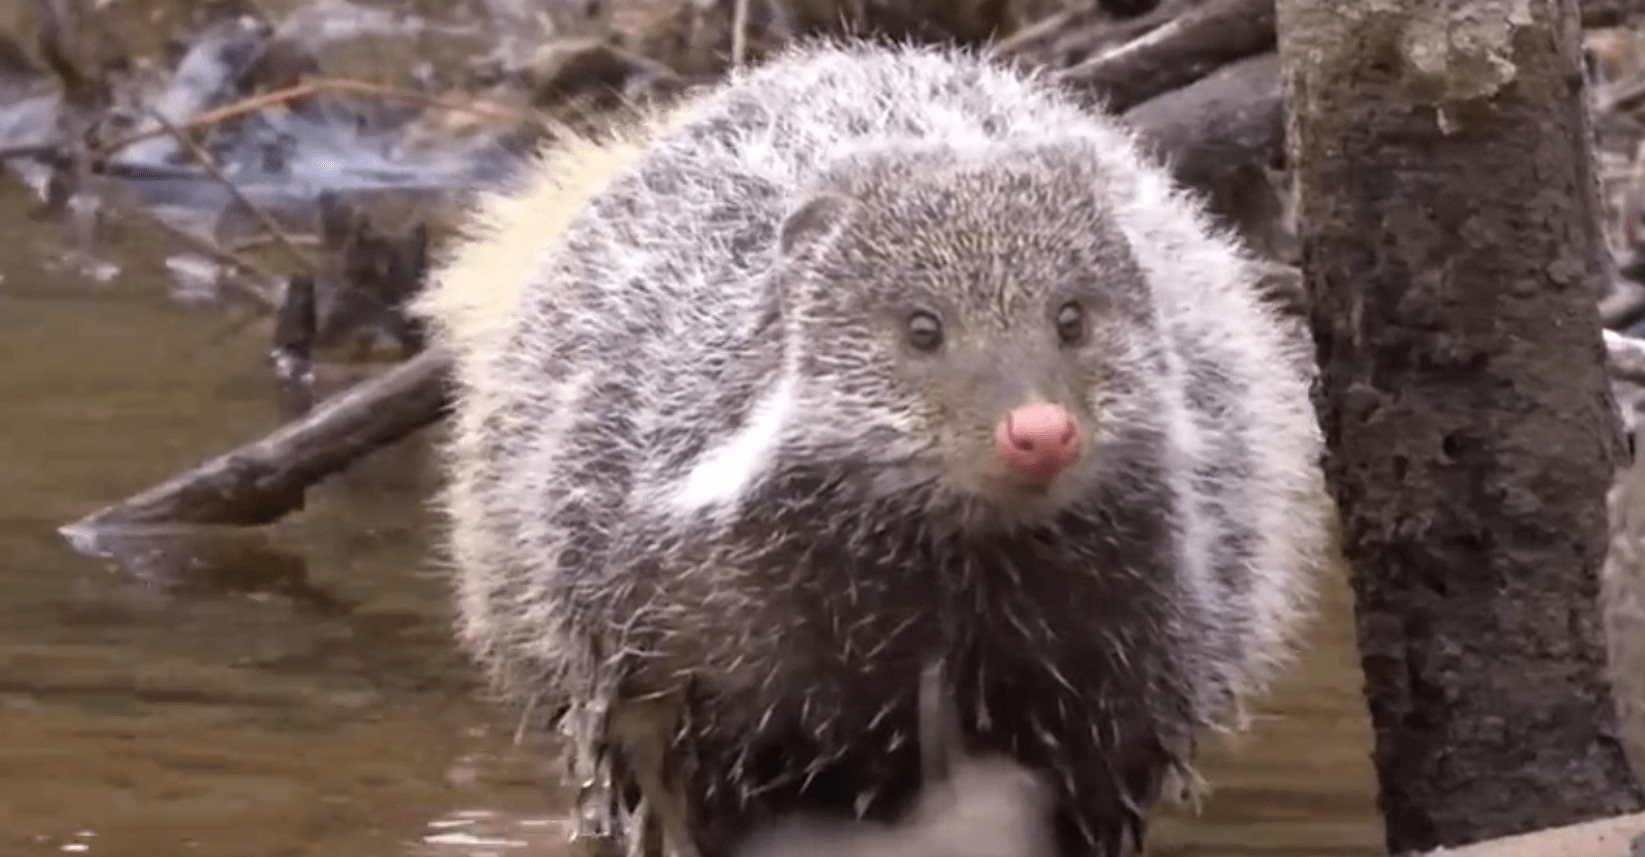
left=774, top=138, right=1172, bottom=527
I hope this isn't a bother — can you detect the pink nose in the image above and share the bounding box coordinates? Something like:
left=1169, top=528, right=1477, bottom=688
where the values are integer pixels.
left=994, top=403, right=1082, bottom=484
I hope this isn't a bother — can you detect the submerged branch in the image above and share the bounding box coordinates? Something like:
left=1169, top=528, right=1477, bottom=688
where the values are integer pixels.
left=59, top=350, right=449, bottom=533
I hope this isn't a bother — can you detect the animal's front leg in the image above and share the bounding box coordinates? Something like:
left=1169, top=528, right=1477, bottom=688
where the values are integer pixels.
left=605, top=688, right=701, bottom=857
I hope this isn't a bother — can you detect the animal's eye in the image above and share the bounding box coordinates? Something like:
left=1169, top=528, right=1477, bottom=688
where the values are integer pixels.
left=1055, top=301, right=1086, bottom=346
left=907, top=311, right=944, bottom=352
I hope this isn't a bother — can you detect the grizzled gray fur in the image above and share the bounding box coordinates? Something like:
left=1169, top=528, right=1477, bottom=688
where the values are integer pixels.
left=412, top=38, right=1334, bottom=857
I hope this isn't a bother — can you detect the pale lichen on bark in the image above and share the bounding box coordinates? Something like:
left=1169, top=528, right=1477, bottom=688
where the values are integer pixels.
left=1401, top=0, right=1532, bottom=99
left=1282, top=0, right=1541, bottom=134
left=1398, top=0, right=1536, bottom=131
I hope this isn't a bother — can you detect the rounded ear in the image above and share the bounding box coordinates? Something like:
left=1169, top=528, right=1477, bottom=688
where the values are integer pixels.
left=778, top=192, right=855, bottom=260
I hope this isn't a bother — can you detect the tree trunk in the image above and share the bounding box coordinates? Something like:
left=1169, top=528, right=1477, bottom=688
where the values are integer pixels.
left=1605, top=438, right=1645, bottom=787
left=1277, top=0, right=1644, bottom=852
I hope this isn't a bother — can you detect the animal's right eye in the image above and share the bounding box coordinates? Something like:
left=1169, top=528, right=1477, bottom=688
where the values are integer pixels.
left=907, top=311, right=944, bottom=352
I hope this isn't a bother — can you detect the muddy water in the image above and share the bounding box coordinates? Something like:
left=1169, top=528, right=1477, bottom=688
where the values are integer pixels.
left=0, top=174, right=1382, bottom=856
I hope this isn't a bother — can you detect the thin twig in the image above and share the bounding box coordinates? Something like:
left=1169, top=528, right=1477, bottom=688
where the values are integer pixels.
left=100, top=78, right=536, bottom=160
left=145, top=105, right=313, bottom=273
left=227, top=233, right=320, bottom=253
left=144, top=214, right=283, bottom=309
left=731, top=0, right=752, bottom=68
left=989, top=9, right=1075, bottom=57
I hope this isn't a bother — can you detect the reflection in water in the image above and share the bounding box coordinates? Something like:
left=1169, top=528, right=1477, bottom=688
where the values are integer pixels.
left=0, top=128, right=1381, bottom=857
left=416, top=809, right=567, bottom=853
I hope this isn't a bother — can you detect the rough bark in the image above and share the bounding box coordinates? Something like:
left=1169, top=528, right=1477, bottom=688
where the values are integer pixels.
left=1278, top=0, right=1644, bottom=851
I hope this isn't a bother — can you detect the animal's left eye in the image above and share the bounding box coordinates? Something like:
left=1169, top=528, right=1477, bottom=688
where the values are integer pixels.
left=906, top=310, right=944, bottom=352
left=1055, top=301, right=1086, bottom=346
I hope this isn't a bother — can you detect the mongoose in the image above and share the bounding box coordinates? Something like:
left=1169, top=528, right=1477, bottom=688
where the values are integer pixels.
left=412, top=39, right=1334, bottom=857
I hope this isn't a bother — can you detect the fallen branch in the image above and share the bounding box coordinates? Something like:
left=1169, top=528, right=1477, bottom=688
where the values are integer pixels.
left=1583, top=0, right=1645, bottom=28
left=995, top=0, right=1195, bottom=64
left=59, top=349, right=449, bottom=533
left=1057, top=0, right=1275, bottom=113
left=1609, top=329, right=1645, bottom=386
left=1127, top=51, right=1283, bottom=190
left=1125, top=52, right=1286, bottom=255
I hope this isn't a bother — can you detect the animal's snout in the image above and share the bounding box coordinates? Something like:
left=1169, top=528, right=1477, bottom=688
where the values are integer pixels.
left=994, top=403, right=1082, bottom=484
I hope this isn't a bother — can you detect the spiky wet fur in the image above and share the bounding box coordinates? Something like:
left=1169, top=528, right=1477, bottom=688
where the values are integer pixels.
left=413, top=39, right=1333, bottom=857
